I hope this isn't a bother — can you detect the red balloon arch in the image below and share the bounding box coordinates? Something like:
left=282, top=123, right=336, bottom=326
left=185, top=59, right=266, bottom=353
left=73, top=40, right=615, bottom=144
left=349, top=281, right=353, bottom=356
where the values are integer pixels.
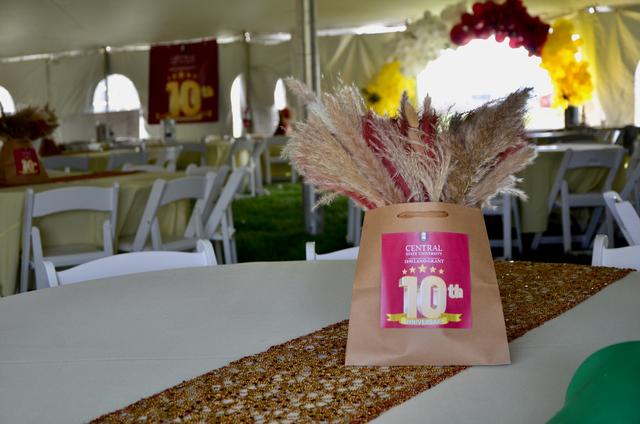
left=449, top=0, right=550, bottom=57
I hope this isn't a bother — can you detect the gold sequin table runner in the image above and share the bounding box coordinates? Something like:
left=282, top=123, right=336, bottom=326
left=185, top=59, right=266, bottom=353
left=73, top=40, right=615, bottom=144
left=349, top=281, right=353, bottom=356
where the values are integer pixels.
left=94, top=262, right=631, bottom=423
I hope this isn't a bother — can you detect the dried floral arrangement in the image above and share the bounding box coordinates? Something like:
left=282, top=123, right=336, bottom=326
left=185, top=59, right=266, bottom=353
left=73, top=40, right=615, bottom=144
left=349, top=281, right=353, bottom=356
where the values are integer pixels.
left=0, top=106, right=59, bottom=141
left=283, top=80, right=536, bottom=210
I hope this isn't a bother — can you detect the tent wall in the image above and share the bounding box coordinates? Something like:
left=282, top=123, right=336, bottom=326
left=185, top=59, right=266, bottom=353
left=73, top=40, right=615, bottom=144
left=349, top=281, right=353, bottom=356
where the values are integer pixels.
left=575, top=6, right=640, bottom=127
left=320, top=33, right=394, bottom=91
left=49, top=52, right=104, bottom=117
left=0, top=59, right=49, bottom=109
left=2, top=13, right=640, bottom=137
left=0, top=33, right=391, bottom=141
left=21, top=24, right=629, bottom=135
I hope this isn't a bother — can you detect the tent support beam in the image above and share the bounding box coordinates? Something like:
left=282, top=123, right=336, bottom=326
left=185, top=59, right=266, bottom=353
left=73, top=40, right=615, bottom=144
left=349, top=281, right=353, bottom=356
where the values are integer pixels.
left=298, top=0, right=324, bottom=236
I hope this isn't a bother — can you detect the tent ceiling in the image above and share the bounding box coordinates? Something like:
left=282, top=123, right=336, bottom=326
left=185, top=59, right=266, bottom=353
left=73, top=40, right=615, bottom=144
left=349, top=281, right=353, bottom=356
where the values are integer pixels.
left=0, top=0, right=637, bottom=58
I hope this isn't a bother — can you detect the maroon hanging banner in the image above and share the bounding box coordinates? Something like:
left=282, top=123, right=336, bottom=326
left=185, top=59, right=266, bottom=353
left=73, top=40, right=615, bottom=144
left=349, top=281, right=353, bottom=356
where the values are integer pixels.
left=148, top=40, right=219, bottom=124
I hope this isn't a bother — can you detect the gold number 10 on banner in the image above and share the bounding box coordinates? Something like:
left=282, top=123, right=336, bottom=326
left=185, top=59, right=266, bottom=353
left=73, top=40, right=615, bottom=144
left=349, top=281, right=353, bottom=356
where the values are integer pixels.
left=400, top=275, right=447, bottom=319
left=166, top=80, right=204, bottom=118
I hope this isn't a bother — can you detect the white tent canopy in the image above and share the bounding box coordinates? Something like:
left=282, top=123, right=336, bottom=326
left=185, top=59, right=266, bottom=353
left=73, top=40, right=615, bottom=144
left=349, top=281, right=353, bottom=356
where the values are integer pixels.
left=0, top=0, right=639, bottom=140
left=0, top=0, right=635, bottom=59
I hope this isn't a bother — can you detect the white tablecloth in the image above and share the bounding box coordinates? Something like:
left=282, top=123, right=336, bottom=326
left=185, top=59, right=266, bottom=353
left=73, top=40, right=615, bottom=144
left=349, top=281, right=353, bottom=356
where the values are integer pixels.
left=0, top=261, right=638, bottom=423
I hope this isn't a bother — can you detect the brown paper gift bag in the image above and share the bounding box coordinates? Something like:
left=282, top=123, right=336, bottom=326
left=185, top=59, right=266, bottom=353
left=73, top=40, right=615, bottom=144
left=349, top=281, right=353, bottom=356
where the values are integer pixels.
left=0, top=138, right=49, bottom=186
left=345, top=201, right=510, bottom=366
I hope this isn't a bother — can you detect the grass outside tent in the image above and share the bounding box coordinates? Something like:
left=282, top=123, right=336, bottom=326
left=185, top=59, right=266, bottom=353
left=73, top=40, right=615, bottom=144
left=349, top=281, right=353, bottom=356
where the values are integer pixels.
left=233, top=183, right=351, bottom=262
left=232, top=182, right=592, bottom=265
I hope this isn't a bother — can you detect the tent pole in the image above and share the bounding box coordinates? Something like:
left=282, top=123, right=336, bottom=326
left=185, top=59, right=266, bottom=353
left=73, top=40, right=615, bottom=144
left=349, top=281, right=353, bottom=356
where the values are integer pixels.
left=243, top=31, right=253, bottom=134
left=298, top=0, right=324, bottom=235
left=103, top=46, right=111, bottom=113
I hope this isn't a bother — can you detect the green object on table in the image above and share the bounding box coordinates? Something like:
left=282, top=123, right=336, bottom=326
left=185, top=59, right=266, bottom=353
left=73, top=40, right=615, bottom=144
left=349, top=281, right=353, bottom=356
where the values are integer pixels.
left=547, top=341, right=640, bottom=423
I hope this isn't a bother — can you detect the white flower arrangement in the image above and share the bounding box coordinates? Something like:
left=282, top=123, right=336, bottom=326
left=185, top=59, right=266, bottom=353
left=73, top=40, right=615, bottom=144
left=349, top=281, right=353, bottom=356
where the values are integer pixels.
left=389, top=2, right=467, bottom=76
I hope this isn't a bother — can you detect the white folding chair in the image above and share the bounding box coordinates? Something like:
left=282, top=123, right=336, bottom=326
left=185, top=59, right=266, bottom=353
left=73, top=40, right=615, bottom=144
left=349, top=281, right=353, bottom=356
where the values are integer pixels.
left=42, top=155, right=90, bottom=172
left=229, top=138, right=266, bottom=196
left=264, top=135, right=296, bottom=184
left=305, top=241, right=359, bottom=261
left=156, top=145, right=183, bottom=171
left=179, top=141, right=208, bottom=167
left=20, top=184, right=119, bottom=292
left=184, top=165, right=231, bottom=238
left=603, top=191, right=640, bottom=246
left=106, top=150, right=148, bottom=171
left=483, top=193, right=523, bottom=259
left=531, top=147, right=624, bottom=253
left=122, top=163, right=173, bottom=173
left=118, top=174, right=216, bottom=253
left=592, top=234, right=640, bottom=270
left=186, top=164, right=222, bottom=176
left=620, top=159, right=640, bottom=210
left=203, top=167, right=246, bottom=264
left=44, top=239, right=216, bottom=287
left=346, top=199, right=363, bottom=246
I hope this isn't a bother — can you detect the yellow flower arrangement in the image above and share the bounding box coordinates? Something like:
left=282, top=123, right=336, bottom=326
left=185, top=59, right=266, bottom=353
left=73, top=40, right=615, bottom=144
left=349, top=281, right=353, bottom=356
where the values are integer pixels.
left=363, top=61, right=416, bottom=116
left=540, top=19, right=593, bottom=109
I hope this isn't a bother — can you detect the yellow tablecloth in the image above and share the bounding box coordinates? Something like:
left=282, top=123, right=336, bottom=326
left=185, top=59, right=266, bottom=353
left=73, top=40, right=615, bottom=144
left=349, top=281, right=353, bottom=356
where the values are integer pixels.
left=0, top=172, right=191, bottom=296
left=518, top=145, right=626, bottom=233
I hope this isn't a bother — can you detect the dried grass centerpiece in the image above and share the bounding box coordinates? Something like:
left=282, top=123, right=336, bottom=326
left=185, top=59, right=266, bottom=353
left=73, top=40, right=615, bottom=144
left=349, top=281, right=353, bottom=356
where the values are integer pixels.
left=0, top=106, right=58, bottom=186
left=0, top=106, right=58, bottom=141
left=283, top=80, right=536, bottom=209
left=284, top=80, right=537, bottom=366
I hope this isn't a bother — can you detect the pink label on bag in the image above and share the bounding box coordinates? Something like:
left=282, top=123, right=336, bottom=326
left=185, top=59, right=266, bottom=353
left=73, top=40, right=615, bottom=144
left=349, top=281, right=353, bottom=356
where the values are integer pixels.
left=13, top=148, right=41, bottom=176
left=380, top=231, right=471, bottom=329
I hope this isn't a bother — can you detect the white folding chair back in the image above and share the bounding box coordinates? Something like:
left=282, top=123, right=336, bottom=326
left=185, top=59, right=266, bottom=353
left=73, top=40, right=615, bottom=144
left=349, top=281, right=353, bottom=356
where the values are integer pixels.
left=122, top=163, right=173, bottom=173
left=179, top=141, right=207, bottom=166
left=229, top=138, right=266, bottom=196
left=106, top=150, right=148, bottom=170
left=483, top=193, right=523, bottom=259
left=264, top=135, right=296, bottom=184
left=620, top=160, right=640, bottom=208
left=592, top=234, right=640, bottom=270
left=44, top=239, right=216, bottom=287
left=204, top=167, right=246, bottom=264
left=20, top=184, right=119, bottom=292
left=119, top=174, right=216, bottom=253
left=603, top=191, right=640, bottom=245
left=42, top=155, right=90, bottom=172
left=185, top=165, right=231, bottom=238
left=532, top=147, right=624, bottom=252
left=157, top=145, right=183, bottom=170
left=305, top=241, right=359, bottom=261
left=186, top=164, right=222, bottom=176
left=346, top=199, right=363, bottom=246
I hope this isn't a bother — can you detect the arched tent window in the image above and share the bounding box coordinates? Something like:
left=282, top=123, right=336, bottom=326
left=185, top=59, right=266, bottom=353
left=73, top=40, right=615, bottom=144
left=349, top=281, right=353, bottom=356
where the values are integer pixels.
left=417, top=37, right=563, bottom=130
left=230, top=74, right=247, bottom=138
left=635, top=62, right=640, bottom=126
left=0, top=86, right=16, bottom=115
left=92, top=73, right=142, bottom=112
left=92, top=73, right=149, bottom=138
left=274, top=78, right=287, bottom=110
left=271, top=78, right=288, bottom=133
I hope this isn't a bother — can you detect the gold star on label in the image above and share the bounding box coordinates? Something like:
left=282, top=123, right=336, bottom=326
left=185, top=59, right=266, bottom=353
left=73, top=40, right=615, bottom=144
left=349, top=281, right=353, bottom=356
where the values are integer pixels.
left=409, top=267, right=416, bottom=274
left=430, top=266, right=436, bottom=273
left=439, top=268, right=445, bottom=274
left=402, top=269, right=407, bottom=275
left=418, top=264, right=427, bottom=273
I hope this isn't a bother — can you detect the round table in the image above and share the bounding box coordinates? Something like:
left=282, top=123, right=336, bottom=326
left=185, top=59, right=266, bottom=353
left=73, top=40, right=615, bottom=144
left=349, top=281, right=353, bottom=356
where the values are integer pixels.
left=0, top=261, right=638, bottom=423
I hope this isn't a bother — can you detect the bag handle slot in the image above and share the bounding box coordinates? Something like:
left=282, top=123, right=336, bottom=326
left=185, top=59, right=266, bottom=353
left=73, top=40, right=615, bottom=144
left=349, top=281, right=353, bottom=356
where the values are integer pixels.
left=396, top=211, right=449, bottom=219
